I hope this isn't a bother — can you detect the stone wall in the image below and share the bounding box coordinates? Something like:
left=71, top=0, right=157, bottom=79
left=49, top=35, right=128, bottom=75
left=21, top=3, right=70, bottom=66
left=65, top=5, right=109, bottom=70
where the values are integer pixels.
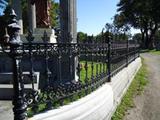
left=29, top=57, right=141, bottom=120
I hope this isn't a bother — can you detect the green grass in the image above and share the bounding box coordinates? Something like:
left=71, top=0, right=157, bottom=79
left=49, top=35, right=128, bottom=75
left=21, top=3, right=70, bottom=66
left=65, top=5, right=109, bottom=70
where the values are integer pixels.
left=111, top=58, right=149, bottom=120
left=80, top=61, right=107, bottom=83
left=148, top=50, right=160, bottom=55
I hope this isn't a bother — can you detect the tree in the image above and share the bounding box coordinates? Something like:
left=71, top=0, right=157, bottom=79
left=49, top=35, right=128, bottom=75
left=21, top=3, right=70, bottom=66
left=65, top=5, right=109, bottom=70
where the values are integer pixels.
left=115, top=0, right=160, bottom=49
left=49, top=0, right=59, bottom=28
left=132, top=33, right=142, bottom=46
left=77, top=32, right=88, bottom=42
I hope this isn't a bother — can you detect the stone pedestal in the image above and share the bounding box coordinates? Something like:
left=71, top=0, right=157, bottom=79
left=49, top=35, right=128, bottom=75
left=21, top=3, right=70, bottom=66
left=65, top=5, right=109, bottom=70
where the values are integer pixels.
left=21, top=28, right=57, bottom=43
left=33, top=28, right=57, bottom=43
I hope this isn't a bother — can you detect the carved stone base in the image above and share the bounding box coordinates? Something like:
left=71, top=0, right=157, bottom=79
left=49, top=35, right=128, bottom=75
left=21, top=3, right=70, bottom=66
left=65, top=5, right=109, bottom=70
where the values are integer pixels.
left=21, top=28, right=57, bottom=43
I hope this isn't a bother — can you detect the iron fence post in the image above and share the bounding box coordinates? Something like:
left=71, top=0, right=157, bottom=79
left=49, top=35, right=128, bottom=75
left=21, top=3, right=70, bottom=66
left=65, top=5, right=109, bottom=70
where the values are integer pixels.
left=12, top=49, right=27, bottom=120
left=107, top=32, right=111, bottom=82
left=134, top=39, right=136, bottom=60
left=138, top=45, right=140, bottom=57
left=42, top=31, right=53, bottom=110
left=126, top=38, right=129, bottom=66
left=7, top=9, right=27, bottom=120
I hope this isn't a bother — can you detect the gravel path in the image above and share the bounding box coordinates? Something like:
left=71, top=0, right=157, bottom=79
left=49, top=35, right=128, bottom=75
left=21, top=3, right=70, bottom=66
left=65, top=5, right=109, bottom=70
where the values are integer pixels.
left=124, top=53, right=160, bottom=120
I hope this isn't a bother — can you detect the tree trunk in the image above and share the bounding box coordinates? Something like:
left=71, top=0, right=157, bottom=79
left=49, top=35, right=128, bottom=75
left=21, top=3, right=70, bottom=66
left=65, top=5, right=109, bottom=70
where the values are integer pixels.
left=145, top=30, right=149, bottom=49
left=148, top=25, right=157, bottom=49
left=140, top=29, right=145, bottom=48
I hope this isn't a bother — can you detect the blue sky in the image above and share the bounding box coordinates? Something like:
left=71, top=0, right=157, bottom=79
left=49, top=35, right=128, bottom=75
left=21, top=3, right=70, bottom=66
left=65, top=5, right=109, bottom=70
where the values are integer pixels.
left=0, top=0, right=139, bottom=35
left=77, top=0, right=119, bottom=35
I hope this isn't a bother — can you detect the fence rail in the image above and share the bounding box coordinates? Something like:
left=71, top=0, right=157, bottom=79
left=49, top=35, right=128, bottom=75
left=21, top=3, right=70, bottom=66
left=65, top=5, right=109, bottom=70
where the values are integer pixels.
left=0, top=9, right=140, bottom=119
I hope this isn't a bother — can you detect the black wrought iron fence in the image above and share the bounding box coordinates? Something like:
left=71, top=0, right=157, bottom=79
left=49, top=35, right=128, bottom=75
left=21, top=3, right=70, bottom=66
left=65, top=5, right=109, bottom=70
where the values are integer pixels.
left=0, top=9, right=140, bottom=120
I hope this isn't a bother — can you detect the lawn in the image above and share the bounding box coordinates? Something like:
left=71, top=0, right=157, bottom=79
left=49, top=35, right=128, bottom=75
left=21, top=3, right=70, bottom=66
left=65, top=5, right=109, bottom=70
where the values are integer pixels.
left=149, top=50, right=160, bottom=55
left=80, top=61, right=107, bottom=83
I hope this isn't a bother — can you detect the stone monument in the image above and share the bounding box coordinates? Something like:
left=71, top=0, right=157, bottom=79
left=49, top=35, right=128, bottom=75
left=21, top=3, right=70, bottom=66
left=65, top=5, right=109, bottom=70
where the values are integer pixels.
left=59, top=0, right=78, bottom=81
left=60, top=0, right=77, bottom=43
left=34, top=0, right=51, bottom=28
left=13, top=0, right=77, bottom=81
left=26, top=0, right=56, bottom=43
left=28, top=0, right=36, bottom=32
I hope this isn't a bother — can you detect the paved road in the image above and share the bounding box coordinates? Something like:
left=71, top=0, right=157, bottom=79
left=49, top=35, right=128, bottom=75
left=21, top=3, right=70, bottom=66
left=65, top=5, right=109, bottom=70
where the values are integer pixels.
left=124, top=53, right=160, bottom=120
left=0, top=101, right=13, bottom=120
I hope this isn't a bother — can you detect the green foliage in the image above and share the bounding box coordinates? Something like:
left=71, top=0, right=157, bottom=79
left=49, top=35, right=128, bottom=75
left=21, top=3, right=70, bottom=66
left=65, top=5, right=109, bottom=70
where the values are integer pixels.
left=155, top=31, right=160, bottom=42
left=49, top=0, right=59, bottom=28
left=132, top=33, right=142, bottom=46
left=80, top=61, right=106, bottom=83
left=103, top=22, right=131, bottom=42
left=77, top=32, right=88, bottom=42
left=113, top=14, right=130, bottom=32
left=115, top=0, right=160, bottom=49
left=116, top=0, right=151, bottom=29
left=111, top=58, right=148, bottom=120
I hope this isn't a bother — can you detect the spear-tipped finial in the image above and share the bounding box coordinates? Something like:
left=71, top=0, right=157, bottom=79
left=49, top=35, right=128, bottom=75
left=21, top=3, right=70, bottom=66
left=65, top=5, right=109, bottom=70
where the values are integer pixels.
left=42, top=30, right=49, bottom=43
left=26, top=30, right=34, bottom=43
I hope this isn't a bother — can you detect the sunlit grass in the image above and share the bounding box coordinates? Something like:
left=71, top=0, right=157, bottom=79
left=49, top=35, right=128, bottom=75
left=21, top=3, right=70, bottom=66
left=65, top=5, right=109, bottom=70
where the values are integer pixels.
left=149, top=50, right=160, bottom=55
left=111, top=58, right=149, bottom=120
left=80, top=61, right=107, bottom=83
